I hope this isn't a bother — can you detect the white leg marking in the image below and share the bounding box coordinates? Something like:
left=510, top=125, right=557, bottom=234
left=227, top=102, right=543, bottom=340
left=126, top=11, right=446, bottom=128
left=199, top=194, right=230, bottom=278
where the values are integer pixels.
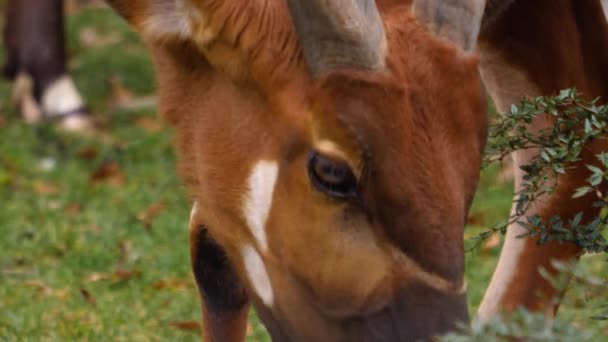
left=42, top=75, right=85, bottom=117
left=478, top=154, right=529, bottom=322
left=243, top=161, right=278, bottom=252
left=242, top=244, right=274, bottom=307
left=477, top=226, right=526, bottom=321
left=602, top=0, right=608, bottom=22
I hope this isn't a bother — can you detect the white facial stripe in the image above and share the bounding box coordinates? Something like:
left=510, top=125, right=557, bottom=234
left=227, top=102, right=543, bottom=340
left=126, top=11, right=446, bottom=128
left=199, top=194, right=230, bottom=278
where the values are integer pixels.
left=41, top=75, right=85, bottom=117
left=243, top=161, right=278, bottom=252
left=242, top=244, right=274, bottom=307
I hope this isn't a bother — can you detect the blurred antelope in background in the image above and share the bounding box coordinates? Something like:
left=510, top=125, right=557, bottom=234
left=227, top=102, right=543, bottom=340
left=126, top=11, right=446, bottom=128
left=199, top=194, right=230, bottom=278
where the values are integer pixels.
left=98, top=0, right=608, bottom=340
left=3, top=0, right=93, bottom=131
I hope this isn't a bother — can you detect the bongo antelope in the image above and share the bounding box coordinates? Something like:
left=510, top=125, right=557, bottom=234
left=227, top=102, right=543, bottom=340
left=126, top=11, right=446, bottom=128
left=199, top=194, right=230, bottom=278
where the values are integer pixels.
left=3, top=0, right=92, bottom=131
left=105, top=0, right=608, bottom=340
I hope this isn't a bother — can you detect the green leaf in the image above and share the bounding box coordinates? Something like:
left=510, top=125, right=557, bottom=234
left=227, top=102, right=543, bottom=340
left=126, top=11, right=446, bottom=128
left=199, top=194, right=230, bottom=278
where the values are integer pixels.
left=573, top=186, right=593, bottom=199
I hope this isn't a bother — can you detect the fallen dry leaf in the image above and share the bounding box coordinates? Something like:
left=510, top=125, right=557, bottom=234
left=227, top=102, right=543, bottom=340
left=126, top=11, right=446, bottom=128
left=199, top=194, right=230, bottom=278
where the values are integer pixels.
left=85, top=269, right=142, bottom=283
left=118, top=240, right=132, bottom=266
left=114, top=269, right=142, bottom=281
left=136, top=116, right=164, bottom=133
left=32, top=181, right=60, bottom=195
left=79, top=26, right=120, bottom=48
left=76, top=147, right=98, bottom=160
left=111, top=75, right=135, bottom=106
left=24, top=280, right=53, bottom=296
left=137, top=201, right=167, bottom=229
left=482, top=233, right=502, bottom=251
left=90, top=161, right=125, bottom=186
left=169, top=321, right=201, bottom=332
left=466, top=212, right=485, bottom=226
left=79, top=287, right=96, bottom=306
left=151, top=278, right=192, bottom=290
left=86, top=272, right=112, bottom=283
left=66, top=203, right=82, bottom=216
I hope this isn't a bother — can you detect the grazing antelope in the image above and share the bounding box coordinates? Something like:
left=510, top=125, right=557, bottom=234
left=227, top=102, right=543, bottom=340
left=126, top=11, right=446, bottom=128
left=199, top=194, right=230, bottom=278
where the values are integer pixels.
left=3, top=0, right=92, bottom=131
left=105, top=0, right=608, bottom=340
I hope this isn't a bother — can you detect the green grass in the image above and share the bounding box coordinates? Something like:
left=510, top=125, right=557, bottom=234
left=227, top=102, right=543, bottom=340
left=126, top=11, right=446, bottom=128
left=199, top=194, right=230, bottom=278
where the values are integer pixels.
left=0, top=6, right=606, bottom=341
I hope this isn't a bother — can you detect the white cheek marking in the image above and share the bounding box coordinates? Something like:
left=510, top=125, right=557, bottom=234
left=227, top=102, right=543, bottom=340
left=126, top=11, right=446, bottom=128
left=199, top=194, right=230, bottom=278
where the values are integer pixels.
left=242, top=244, right=274, bottom=307
left=243, top=161, right=278, bottom=252
left=41, top=75, right=85, bottom=117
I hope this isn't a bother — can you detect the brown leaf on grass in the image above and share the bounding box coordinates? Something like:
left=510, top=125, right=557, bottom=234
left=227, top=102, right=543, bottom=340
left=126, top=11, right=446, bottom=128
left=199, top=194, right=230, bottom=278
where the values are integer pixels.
left=114, top=269, right=142, bottom=281
left=169, top=321, right=201, bottom=332
left=89, top=161, right=125, bottom=186
left=85, top=269, right=142, bottom=283
left=151, top=278, right=192, bottom=291
left=137, top=201, right=167, bottom=229
left=111, top=75, right=135, bottom=106
left=66, top=203, right=82, bottom=216
left=136, top=117, right=164, bottom=133
left=76, top=147, right=98, bottom=160
left=79, top=287, right=96, bottom=306
left=79, top=26, right=120, bottom=48
left=24, top=280, right=53, bottom=296
left=32, top=181, right=60, bottom=195
left=85, top=272, right=112, bottom=283
left=482, top=233, right=502, bottom=251
left=118, top=240, right=132, bottom=266
left=466, top=212, right=485, bottom=226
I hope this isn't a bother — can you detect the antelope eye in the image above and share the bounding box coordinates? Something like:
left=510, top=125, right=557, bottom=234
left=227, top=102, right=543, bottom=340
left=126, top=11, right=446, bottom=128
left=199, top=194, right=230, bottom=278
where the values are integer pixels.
left=307, top=152, right=358, bottom=199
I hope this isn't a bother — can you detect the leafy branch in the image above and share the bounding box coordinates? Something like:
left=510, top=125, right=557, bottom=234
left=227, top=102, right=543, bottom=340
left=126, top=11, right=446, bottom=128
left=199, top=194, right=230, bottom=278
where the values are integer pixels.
left=471, top=89, right=608, bottom=255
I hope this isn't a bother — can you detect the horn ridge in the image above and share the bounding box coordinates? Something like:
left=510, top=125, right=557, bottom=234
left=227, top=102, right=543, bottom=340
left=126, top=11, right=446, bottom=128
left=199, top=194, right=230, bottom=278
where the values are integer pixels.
left=286, top=0, right=387, bottom=77
left=413, top=0, right=486, bottom=53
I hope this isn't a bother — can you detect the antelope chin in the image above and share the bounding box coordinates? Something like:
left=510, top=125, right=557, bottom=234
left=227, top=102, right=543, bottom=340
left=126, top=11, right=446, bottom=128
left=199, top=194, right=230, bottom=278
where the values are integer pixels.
left=257, top=281, right=469, bottom=342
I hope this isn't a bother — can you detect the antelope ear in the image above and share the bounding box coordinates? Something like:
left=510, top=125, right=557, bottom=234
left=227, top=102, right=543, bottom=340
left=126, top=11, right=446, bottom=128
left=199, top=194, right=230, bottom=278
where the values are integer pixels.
left=105, top=0, right=195, bottom=41
left=412, top=0, right=486, bottom=53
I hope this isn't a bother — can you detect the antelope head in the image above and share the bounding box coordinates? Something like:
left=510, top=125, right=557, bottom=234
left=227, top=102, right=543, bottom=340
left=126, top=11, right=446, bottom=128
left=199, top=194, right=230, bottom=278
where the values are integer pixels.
left=107, top=0, right=488, bottom=340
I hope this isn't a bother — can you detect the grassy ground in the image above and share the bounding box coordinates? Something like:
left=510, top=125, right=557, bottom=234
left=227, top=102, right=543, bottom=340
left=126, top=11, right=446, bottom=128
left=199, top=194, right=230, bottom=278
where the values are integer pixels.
left=0, top=6, right=606, bottom=341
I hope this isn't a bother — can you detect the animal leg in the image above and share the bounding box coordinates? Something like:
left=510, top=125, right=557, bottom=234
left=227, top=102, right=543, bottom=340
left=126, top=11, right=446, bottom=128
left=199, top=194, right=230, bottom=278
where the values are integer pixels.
left=3, top=0, right=93, bottom=131
left=478, top=142, right=592, bottom=321
left=478, top=0, right=608, bottom=321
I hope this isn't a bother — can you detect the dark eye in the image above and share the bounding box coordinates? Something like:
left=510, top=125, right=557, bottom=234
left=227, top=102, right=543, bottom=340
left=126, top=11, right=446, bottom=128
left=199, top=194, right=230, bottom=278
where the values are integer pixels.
left=307, top=151, right=358, bottom=199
